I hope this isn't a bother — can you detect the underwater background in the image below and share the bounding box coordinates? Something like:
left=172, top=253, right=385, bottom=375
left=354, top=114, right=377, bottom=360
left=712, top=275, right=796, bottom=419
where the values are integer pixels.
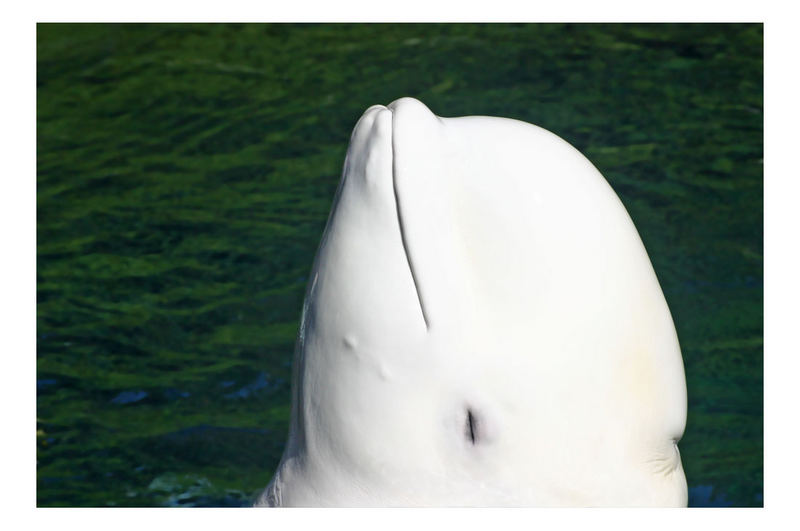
left=36, top=23, right=763, bottom=507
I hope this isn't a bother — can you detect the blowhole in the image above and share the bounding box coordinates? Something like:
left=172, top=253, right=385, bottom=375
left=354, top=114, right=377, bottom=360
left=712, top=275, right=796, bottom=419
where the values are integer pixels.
left=465, top=408, right=478, bottom=445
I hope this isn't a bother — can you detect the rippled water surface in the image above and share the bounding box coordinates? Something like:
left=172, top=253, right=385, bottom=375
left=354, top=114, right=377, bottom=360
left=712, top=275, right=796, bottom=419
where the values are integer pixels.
left=37, top=23, right=763, bottom=506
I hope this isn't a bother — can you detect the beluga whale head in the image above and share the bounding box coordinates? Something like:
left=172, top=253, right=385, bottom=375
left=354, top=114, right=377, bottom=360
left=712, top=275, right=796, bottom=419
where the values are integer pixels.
left=258, top=97, right=688, bottom=507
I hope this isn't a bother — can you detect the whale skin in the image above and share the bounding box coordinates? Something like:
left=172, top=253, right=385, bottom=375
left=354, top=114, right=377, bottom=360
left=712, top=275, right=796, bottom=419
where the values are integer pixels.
left=257, top=98, right=688, bottom=507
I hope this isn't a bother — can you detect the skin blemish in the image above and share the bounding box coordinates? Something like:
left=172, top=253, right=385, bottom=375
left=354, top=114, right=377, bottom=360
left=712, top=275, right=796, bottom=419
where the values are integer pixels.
left=377, top=363, right=391, bottom=381
left=343, top=334, right=358, bottom=350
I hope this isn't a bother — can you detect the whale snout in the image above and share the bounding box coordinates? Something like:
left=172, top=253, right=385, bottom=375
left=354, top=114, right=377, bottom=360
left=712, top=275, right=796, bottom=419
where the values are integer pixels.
left=341, top=97, right=446, bottom=331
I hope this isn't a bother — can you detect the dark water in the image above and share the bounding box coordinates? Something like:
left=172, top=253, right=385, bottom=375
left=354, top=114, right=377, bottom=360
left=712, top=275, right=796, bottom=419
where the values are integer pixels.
left=37, top=23, right=763, bottom=507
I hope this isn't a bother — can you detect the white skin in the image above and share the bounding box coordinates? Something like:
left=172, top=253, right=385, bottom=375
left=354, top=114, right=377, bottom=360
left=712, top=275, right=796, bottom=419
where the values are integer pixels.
left=258, top=98, right=687, bottom=507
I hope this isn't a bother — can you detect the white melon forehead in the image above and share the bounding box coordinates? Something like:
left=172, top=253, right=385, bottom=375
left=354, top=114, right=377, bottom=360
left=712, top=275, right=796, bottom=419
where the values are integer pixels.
left=262, top=97, right=688, bottom=507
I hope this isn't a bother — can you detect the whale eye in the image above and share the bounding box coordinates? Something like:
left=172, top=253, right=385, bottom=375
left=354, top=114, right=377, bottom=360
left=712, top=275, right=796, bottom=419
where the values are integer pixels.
left=465, top=409, right=478, bottom=445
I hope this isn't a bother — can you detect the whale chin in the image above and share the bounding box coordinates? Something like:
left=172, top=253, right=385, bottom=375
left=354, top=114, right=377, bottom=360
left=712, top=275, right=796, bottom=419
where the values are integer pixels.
left=259, top=97, right=688, bottom=507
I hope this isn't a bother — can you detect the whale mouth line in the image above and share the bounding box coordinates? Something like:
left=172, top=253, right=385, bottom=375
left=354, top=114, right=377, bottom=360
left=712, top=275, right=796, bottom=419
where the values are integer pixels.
left=388, top=106, right=430, bottom=331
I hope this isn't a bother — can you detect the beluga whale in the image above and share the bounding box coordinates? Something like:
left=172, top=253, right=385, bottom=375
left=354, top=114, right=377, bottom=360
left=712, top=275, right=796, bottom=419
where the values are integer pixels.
left=257, top=97, right=687, bottom=507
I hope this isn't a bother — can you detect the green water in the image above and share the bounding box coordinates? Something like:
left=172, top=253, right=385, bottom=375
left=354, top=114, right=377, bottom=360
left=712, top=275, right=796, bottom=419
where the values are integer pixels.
left=37, top=23, right=763, bottom=507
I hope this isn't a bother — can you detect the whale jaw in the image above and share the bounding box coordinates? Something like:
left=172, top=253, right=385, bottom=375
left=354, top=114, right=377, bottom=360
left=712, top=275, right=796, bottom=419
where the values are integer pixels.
left=260, top=98, right=688, bottom=507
